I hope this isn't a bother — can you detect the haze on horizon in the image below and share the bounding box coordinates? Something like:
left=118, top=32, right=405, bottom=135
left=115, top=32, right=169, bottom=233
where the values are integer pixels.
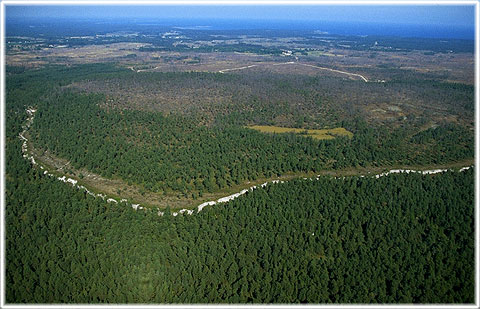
left=7, top=4, right=475, bottom=27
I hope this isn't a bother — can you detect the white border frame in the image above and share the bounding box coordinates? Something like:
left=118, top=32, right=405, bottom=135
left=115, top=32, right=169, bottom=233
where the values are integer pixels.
left=0, top=1, right=478, bottom=308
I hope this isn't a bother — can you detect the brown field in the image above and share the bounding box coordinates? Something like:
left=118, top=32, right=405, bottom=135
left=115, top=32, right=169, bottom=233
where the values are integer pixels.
left=247, top=125, right=353, bottom=140
left=7, top=39, right=474, bottom=84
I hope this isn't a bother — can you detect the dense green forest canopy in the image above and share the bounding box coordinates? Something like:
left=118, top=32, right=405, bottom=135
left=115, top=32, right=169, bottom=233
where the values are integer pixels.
left=5, top=141, right=475, bottom=302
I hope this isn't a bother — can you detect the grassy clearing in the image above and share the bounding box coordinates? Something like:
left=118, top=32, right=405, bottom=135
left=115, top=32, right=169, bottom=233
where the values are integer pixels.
left=247, top=125, right=353, bottom=140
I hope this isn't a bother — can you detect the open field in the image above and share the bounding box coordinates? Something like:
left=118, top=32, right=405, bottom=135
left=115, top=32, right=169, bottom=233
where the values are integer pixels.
left=247, top=125, right=353, bottom=140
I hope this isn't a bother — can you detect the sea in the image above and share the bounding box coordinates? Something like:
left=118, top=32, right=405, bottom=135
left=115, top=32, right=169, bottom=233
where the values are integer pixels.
left=6, top=17, right=475, bottom=41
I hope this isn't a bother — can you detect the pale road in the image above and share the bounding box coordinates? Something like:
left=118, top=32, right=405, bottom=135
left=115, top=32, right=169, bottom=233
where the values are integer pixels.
left=217, top=61, right=369, bottom=82
left=129, top=61, right=368, bottom=82
left=128, top=66, right=161, bottom=73
left=19, top=108, right=472, bottom=217
left=297, top=63, right=369, bottom=82
left=218, top=64, right=258, bottom=73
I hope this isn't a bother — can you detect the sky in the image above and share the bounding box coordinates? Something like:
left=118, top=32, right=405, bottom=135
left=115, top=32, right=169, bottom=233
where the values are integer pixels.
left=6, top=5, right=475, bottom=28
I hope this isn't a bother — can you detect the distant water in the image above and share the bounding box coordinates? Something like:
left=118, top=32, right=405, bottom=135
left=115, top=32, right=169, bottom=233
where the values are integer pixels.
left=128, top=17, right=475, bottom=40
left=188, top=19, right=475, bottom=40
left=6, top=17, right=475, bottom=40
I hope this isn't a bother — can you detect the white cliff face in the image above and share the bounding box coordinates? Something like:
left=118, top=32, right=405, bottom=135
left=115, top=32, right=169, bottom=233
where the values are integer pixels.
left=131, top=204, right=140, bottom=210
left=374, top=168, right=450, bottom=178
left=197, top=201, right=216, bottom=212
left=19, top=107, right=473, bottom=218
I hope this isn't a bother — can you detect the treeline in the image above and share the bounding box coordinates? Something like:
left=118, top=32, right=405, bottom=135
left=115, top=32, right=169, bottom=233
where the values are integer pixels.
left=304, top=34, right=474, bottom=53
left=139, top=42, right=284, bottom=55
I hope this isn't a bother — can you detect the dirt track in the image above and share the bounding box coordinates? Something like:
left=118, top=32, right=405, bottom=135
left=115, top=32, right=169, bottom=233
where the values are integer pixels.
left=217, top=61, right=369, bottom=82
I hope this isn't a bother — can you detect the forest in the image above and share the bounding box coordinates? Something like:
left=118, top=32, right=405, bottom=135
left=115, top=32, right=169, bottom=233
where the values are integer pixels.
left=5, top=55, right=475, bottom=303
left=5, top=137, right=475, bottom=302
